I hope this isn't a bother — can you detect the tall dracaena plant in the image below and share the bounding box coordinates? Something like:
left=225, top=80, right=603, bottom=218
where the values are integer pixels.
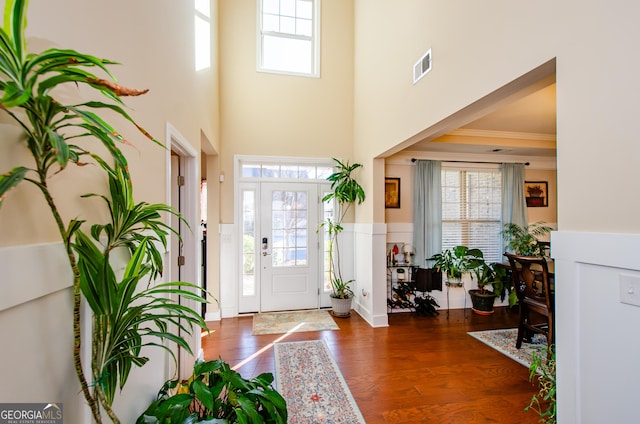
left=0, top=1, right=208, bottom=422
left=321, top=158, right=365, bottom=297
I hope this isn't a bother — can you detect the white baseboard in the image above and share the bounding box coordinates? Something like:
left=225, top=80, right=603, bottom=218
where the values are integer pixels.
left=205, top=311, right=221, bottom=321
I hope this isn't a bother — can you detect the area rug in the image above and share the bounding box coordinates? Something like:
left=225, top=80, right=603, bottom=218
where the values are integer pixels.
left=252, top=309, right=339, bottom=336
left=274, top=340, right=365, bottom=424
left=468, top=328, right=547, bottom=369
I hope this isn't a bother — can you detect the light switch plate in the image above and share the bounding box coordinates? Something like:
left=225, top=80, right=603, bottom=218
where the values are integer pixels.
left=619, top=274, right=640, bottom=307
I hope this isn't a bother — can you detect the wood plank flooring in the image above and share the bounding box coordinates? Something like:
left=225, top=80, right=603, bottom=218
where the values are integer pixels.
left=201, top=307, right=541, bottom=423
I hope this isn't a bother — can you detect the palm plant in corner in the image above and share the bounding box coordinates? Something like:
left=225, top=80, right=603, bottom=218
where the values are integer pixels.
left=0, top=1, right=208, bottom=422
left=320, top=158, right=366, bottom=317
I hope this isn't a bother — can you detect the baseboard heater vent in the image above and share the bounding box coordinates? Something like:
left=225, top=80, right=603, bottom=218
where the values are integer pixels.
left=413, top=48, right=432, bottom=84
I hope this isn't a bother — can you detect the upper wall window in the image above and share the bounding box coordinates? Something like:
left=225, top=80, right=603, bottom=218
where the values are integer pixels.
left=195, top=0, right=211, bottom=71
left=257, top=0, right=320, bottom=77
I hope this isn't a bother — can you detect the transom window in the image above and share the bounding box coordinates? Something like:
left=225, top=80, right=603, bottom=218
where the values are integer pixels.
left=257, top=0, right=320, bottom=77
left=240, top=160, right=332, bottom=180
left=441, top=167, right=502, bottom=263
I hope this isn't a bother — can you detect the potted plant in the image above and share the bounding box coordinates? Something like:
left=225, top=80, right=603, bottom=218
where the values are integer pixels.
left=468, top=259, right=511, bottom=315
left=319, top=158, right=366, bottom=317
left=137, top=359, right=288, bottom=423
left=429, top=245, right=483, bottom=286
left=526, top=346, right=556, bottom=423
left=0, top=2, right=209, bottom=422
left=501, top=221, right=552, bottom=257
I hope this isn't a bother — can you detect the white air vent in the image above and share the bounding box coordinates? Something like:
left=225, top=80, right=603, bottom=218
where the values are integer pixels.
left=413, top=48, right=432, bottom=84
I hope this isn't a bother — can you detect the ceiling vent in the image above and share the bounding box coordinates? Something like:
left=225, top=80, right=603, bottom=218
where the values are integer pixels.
left=413, top=48, right=432, bottom=84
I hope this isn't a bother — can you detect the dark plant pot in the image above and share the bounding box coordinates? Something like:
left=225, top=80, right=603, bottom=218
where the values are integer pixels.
left=469, top=289, right=496, bottom=315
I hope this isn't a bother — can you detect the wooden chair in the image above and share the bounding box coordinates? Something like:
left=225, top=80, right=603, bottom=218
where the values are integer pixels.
left=504, top=253, right=555, bottom=355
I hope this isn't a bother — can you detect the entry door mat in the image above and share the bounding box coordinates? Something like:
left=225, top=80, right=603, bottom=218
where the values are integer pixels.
left=252, top=309, right=339, bottom=336
left=467, top=328, right=547, bottom=369
left=274, top=340, right=366, bottom=424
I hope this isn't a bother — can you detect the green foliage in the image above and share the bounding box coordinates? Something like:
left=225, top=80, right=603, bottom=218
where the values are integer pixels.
left=527, top=346, right=556, bottom=423
left=488, top=265, right=512, bottom=302
left=328, top=278, right=355, bottom=299
left=429, top=245, right=483, bottom=280
left=501, top=222, right=552, bottom=257
left=0, top=1, right=209, bottom=422
left=319, top=158, right=365, bottom=298
left=322, top=158, right=366, bottom=207
left=137, top=359, right=288, bottom=424
left=73, top=162, right=209, bottom=408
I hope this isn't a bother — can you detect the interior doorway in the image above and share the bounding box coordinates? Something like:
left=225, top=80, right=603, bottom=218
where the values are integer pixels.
left=166, top=123, right=201, bottom=379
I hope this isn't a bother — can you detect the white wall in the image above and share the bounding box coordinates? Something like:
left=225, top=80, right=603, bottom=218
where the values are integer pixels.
left=553, top=231, right=640, bottom=423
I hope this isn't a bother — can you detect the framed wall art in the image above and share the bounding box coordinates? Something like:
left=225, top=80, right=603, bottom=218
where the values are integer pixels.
left=385, top=177, right=401, bottom=208
left=525, top=181, right=548, bottom=207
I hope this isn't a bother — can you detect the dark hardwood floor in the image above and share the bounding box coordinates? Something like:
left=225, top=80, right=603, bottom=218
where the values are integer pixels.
left=201, top=307, right=540, bottom=423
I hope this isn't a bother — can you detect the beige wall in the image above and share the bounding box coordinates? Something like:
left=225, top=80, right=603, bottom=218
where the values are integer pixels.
left=352, top=0, right=640, bottom=234
left=525, top=168, right=557, bottom=225
left=218, top=0, right=355, bottom=223
left=0, top=0, right=220, bottom=246
left=384, top=163, right=413, bottom=223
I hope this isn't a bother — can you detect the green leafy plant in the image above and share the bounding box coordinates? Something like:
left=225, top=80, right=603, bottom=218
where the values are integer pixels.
left=527, top=346, right=556, bottom=423
left=320, top=158, right=365, bottom=299
left=470, top=259, right=494, bottom=294
left=0, top=1, right=208, bottom=422
left=429, top=245, right=483, bottom=282
left=501, top=221, right=552, bottom=257
left=137, top=359, right=288, bottom=424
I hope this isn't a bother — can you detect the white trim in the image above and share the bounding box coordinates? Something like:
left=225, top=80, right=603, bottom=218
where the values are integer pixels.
left=0, top=242, right=71, bottom=312
left=165, top=122, right=201, bottom=379
left=204, top=311, right=221, bottom=321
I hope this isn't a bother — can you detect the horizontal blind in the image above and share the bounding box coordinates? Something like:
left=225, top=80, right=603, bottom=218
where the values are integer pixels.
left=441, top=168, right=502, bottom=263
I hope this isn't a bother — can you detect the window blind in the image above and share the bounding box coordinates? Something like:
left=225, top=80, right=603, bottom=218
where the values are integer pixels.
left=441, top=168, right=502, bottom=263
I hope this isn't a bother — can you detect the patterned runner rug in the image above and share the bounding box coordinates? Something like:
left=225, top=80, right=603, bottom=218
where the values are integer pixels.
left=252, top=309, right=339, bottom=335
left=274, top=340, right=365, bottom=424
left=468, top=328, right=547, bottom=368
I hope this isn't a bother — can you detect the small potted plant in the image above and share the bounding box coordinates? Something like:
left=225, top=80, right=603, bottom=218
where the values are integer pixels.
left=429, top=245, right=483, bottom=286
left=468, top=260, right=511, bottom=314
left=319, top=158, right=366, bottom=317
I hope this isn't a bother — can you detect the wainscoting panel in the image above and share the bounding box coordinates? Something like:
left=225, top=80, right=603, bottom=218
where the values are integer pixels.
left=552, top=230, right=640, bottom=423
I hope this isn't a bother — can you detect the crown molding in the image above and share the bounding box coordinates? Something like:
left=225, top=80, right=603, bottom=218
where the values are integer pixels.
left=449, top=128, right=556, bottom=142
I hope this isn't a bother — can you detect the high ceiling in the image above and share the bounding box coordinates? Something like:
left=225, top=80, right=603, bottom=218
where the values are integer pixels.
left=406, top=84, right=557, bottom=158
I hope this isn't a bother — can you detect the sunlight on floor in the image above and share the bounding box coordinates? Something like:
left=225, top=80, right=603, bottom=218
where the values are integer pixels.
left=231, top=322, right=305, bottom=370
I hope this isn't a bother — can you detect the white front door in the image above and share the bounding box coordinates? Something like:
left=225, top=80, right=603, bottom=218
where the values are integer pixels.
left=259, top=182, right=320, bottom=311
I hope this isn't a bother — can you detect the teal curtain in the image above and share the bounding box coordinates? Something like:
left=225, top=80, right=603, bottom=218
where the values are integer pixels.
left=413, top=160, right=442, bottom=268
left=501, top=163, right=528, bottom=230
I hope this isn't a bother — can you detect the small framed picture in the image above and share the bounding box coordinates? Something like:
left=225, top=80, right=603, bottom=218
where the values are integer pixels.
left=524, top=181, right=548, bottom=207
left=385, top=177, right=401, bottom=208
